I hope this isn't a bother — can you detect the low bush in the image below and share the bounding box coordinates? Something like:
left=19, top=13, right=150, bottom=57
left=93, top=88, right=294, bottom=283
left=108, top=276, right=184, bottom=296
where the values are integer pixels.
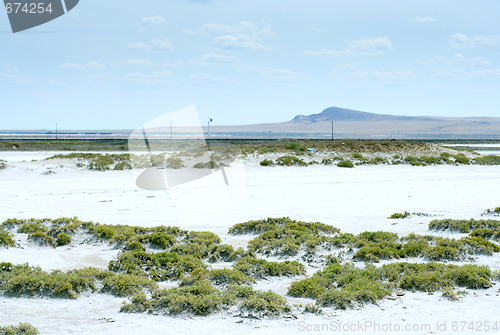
left=259, top=159, right=273, bottom=166
left=0, top=231, right=15, bottom=247
left=233, top=256, right=305, bottom=278
left=474, top=155, right=500, bottom=165
left=429, top=218, right=500, bottom=234
left=289, top=262, right=493, bottom=309
left=56, top=232, right=72, bottom=246
left=388, top=211, right=411, bottom=219
left=229, top=218, right=339, bottom=256
left=337, top=160, right=354, bottom=168
left=275, top=155, right=308, bottom=166
left=0, top=323, right=39, bottom=335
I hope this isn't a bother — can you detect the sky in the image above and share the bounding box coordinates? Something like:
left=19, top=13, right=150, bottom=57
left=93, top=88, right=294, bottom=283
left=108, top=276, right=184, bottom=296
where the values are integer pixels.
left=1, top=0, right=500, bottom=130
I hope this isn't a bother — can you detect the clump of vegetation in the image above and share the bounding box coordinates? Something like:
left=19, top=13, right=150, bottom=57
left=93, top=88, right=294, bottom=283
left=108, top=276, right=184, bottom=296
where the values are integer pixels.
left=229, top=218, right=339, bottom=256
left=0, top=160, right=6, bottom=170
left=0, top=263, right=157, bottom=299
left=429, top=218, right=500, bottom=234
left=453, top=154, right=470, bottom=165
left=56, top=232, right=72, bottom=246
left=259, top=159, right=273, bottom=166
left=474, top=155, right=500, bottom=165
left=388, top=211, right=411, bottom=219
left=47, top=153, right=133, bottom=171
left=0, top=231, right=15, bottom=247
left=275, top=155, right=308, bottom=166
left=483, top=207, right=500, bottom=216
left=0, top=323, right=39, bottom=335
left=108, top=250, right=206, bottom=281
left=121, top=282, right=290, bottom=317
left=165, top=157, right=185, bottom=169
left=287, top=141, right=307, bottom=153
left=288, top=262, right=493, bottom=309
left=337, top=160, right=354, bottom=168
left=233, top=256, right=305, bottom=279
left=352, top=153, right=363, bottom=159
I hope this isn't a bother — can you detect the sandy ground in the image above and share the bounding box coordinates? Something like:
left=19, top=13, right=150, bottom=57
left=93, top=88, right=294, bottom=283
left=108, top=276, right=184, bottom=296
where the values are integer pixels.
left=0, top=151, right=499, bottom=334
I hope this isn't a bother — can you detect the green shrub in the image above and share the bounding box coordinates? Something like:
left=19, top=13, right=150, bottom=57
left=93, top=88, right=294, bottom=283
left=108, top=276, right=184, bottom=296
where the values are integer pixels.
left=337, top=160, right=354, bottom=168
left=275, top=155, right=308, bottom=166
left=388, top=211, right=411, bottom=219
left=102, top=273, right=157, bottom=297
left=287, top=142, right=306, bottom=152
left=233, top=256, right=305, bottom=278
left=56, top=232, right=72, bottom=246
left=0, top=231, right=15, bottom=247
left=166, top=157, right=185, bottom=169
left=28, top=232, right=55, bottom=247
left=453, top=154, right=470, bottom=164
left=352, top=153, right=363, bottom=159
left=230, top=218, right=339, bottom=256
left=259, top=159, right=273, bottom=166
left=114, top=162, right=132, bottom=170
left=0, top=323, right=39, bottom=335
left=474, top=155, right=500, bottom=165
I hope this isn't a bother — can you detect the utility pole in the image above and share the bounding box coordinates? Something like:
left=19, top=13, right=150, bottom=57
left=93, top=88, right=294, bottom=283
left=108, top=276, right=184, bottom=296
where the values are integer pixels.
left=208, top=117, right=213, bottom=140
left=331, top=121, right=334, bottom=140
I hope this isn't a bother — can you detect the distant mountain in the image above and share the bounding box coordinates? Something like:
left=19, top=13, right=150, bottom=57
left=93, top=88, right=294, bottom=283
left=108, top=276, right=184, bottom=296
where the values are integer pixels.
left=292, top=107, right=433, bottom=123
left=208, top=106, right=500, bottom=139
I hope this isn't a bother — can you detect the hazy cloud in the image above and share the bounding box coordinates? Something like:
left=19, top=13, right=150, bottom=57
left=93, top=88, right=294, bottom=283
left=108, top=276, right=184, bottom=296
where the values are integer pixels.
left=213, top=34, right=269, bottom=50
left=142, top=15, right=166, bottom=25
left=451, top=33, right=500, bottom=48
left=128, top=39, right=174, bottom=51
left=200, top=53, right=237, bottom=63
left=305, top=36, right=393, bottom=57
left=409, top=17, right=437, bottom=23
left=60, top=61, right=107, bottom=70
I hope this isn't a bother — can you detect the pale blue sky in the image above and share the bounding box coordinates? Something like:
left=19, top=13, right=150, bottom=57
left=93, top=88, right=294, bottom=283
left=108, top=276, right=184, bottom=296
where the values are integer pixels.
left=1, top=0, right=500, bottom=129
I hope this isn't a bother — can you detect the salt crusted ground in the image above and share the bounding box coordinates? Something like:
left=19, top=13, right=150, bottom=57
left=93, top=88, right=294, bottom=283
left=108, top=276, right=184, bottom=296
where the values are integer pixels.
left=0, top=151, right=499, bottom=334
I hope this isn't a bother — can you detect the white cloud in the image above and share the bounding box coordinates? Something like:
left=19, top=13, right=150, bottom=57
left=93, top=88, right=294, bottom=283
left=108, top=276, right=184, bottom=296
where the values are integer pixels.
left=409, top=17, right=437, bottom=23
left=142, top=15, right=166, bottom=25
left=60, top=61, right=106, bottom=70
left=451, top=33, right=500, bottom=48
left=331, top=64, right=414, bottom=80
left=128, top=39, right=174, bottom=51
left=200, top=53, right=237, bottom=63
left=123, top=70, right=172, bottom=85
left=115, top=59, right=155, bottom=67
left=2, top=64, right=18, bottom=72
left=184, top=21, right=272, bottom=36
left=213, top=34, right=269, bottom=50
left=237, top=65, right=311, bottom=82
left=436, top=68, right=500, bottom=78
left=114, top=60, right=184, bottom=68
left=188, top=73, right=235, bottom=86
left=304, top=36, right=393, bottom=57
left=423, top=53, right=491, bottom=67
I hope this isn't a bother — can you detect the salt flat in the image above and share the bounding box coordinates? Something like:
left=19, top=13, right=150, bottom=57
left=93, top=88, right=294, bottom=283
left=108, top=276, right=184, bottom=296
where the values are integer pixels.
left=0, top=152, right=499, bottom=334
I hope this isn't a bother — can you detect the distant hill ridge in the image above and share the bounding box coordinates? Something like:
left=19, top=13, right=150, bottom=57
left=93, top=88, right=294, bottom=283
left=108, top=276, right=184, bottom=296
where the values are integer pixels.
left=292, top=107, right=435, bottom=123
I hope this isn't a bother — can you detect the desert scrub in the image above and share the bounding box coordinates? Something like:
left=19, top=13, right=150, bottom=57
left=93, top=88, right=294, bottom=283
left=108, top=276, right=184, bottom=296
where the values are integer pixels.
left=56, top=232, right=72, bottom=246
left=229, top=218, right=339, bottom=256
left=287, top=141, right=307, bottom=153
left=473, top=155, right=500, bottom=165
left=180, top=268, right=254, bottom=287
left=233, top=256, right=305, bottom=279
left=453, top=154, right=470, bottom=164
left=208, top=244, right=248, bottom=263
left=0, top=263, right=156, bottom=299
left=259, top=159, right=273, bottom=166
left=46, top=153, right=133, bottom=171
left=388, top=211, right=411, bottom=219
left=0, top=160, right=6, bottom=170
left=165, top=157, right=185, bottom=169
left=0, top=231, right=15, bottom=247
left=483, top=207, right=500, bottom=216
left=352, top=152, right=363, bottom=159
left=275, top=155, right=308, bottom=166
left=289, top=262, right=493, bottom=309
left=0, top=323, right=39, bottom=335
left=108, top=250, right=206, bottom=281
left=337, top=160, right=354, bottom=168
left=122, top=282, right=290, bottom=317
left=429, top=218, right=500, bottom=234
